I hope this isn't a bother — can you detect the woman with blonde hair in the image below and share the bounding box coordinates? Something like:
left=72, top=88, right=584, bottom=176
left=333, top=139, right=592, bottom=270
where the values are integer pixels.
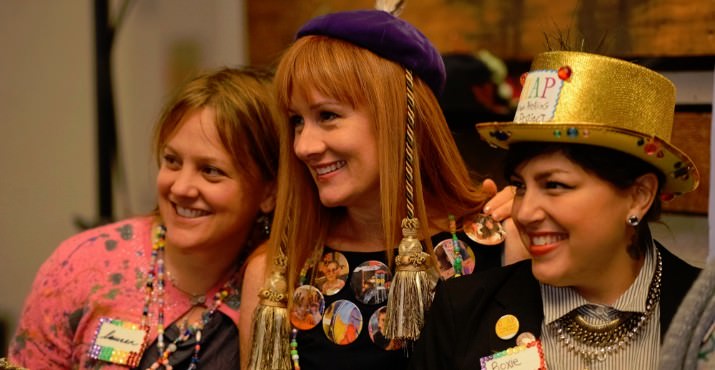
left=9, top=67, right=279, bottom=369
left=240, top=2, right=523, bottom=370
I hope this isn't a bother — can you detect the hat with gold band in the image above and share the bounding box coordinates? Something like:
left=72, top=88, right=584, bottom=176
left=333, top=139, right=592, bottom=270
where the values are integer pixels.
left=476, top=51, right=699, bottom=197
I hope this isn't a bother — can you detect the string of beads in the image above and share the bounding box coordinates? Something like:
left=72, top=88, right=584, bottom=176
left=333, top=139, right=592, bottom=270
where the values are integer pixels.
left=448, top=215, right=463, bottom=277
left=144, top=224, right=232, bottom=369
left=290, top=246, right=324, bottom=369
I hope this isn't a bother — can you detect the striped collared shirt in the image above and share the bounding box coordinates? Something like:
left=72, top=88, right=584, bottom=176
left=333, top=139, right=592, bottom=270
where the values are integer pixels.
left=540, top=243, right=660, bottom=369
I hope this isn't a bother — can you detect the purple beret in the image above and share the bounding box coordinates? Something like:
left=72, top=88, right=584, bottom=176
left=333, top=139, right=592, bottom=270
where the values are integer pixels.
left=296, top=10, right=446, bottom=96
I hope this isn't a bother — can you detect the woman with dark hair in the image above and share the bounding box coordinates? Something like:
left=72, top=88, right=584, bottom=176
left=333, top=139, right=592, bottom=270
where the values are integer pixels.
left=411, top=51, right=702, bottom=370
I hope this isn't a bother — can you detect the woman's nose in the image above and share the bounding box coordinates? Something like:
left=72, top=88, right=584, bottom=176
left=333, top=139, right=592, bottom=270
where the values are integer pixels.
left=513, top=189, right=544, bottom=227
left=170, top=169, right=200, bottom=199
left=294, top=122, right=326, bottom=160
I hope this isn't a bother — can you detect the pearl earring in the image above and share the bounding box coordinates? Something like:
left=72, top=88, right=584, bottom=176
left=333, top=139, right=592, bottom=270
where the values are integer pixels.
left=627, top=215, right=640, bottom=226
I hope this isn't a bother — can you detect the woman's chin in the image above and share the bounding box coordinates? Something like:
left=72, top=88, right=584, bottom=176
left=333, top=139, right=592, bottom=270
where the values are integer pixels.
left=531, top=263, right=565, bottom=286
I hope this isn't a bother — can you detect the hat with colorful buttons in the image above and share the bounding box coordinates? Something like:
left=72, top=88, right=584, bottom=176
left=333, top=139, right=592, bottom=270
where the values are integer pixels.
left=476, top=51, right=699, bottom=198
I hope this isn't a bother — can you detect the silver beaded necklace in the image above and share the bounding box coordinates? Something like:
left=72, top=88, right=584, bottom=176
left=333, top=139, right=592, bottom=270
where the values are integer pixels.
left=550, top=248, right=662, bottom=363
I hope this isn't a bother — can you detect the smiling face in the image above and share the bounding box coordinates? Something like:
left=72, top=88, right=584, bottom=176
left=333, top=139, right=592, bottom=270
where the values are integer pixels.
left=289, top=89, right=380, bottom=211
left=324, top=260, right=340, bottom=281
left=510, top=151, right=636, bottom=290
left=156, top=107, right=271, bottom=253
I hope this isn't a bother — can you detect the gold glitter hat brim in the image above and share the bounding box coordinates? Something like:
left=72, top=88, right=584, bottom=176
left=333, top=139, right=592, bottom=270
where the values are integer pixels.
left=475, top=51, right=699, bottom=197
left=476, top=122, right=699, bottom=196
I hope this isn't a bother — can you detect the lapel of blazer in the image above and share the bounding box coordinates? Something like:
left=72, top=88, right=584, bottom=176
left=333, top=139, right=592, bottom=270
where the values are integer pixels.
left=468, top=241, right=699, bottom=365
left=657, top=242, right=701, bottom=339
left=486, top=261, right=544, bottom=354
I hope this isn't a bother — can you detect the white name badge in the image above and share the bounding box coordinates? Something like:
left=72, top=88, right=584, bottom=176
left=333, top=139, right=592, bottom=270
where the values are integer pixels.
left=480, top=340, right=547, bottom=370
left=513, top=70, right=563, bottom=123
left=88, top=317, right=148, bottom=367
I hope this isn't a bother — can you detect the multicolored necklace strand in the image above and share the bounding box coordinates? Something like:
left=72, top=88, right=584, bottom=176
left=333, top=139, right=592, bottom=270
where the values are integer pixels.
left=448, top=215, right=463, bottom=277
left=143, top=224, right=232, bottom=369
left=291, top=246, right=324, bottom=369
left=290, top=328, right=301, bottom=370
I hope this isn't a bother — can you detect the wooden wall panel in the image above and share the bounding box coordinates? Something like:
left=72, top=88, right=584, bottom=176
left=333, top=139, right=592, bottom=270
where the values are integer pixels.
left=247, top=1, right=713, bottom=214
left=663, top=112, right=711, bottom=214
left=247, top=0, right=715, bottom=66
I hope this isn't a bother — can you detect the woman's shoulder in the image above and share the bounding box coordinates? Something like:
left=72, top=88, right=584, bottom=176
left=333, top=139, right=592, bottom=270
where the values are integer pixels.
left=438, top=259, right=535, bottom=307
left=656, top=240, right=702, bottom=273
left=59, top=216, right=152, bottom=247
left=447, top=258, right=531, bottom=285
left=44, top=216, right=154, bottom=269
left=242, top=243, right=268, bottom=284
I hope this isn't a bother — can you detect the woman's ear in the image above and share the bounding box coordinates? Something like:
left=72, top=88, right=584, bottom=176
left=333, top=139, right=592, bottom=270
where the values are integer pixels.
left=629, top=173, right=659, bottom=218
left=259, top=183, right=277, bottom=213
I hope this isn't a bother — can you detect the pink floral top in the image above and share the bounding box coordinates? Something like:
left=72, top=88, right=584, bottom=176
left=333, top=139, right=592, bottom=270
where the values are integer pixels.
left=8, top=217, right=241, bottom=369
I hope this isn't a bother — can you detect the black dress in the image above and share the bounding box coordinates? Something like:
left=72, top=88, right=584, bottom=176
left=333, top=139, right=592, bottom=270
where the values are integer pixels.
left=296, top=231, right=503, bottom=370
left=134, top=312, right=239, bottom=369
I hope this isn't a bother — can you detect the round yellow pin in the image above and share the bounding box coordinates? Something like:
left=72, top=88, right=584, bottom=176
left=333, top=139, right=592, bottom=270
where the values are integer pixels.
left=495, top=314, right=519, bottom=340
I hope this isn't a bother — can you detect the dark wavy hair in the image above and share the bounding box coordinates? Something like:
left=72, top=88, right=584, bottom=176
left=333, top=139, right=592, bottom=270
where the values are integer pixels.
left=504, top=142, right=664, bottom=259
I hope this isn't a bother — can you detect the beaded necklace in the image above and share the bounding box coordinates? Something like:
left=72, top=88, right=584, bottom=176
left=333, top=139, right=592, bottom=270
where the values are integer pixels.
left=143, top=224, right=233, bottom=369
left=167, top=271, right=207, bottom=306
left=290, top=328, right=301, bottom=370
left=551, top=248, right=662, bottom=364
left=290, top=246, right=324, bottom=369
left=448, top=215, right=463, bottom=277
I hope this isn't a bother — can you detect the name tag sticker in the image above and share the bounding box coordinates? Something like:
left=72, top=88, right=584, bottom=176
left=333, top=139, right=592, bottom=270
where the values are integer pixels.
left=513, top=70, right=563, bottom=123
left=88, top=317, right=148, bottom=367
left=480, top=340, right=547, bottom=370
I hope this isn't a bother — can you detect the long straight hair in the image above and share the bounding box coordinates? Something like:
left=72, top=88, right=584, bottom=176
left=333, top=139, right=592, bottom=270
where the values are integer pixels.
left=270, top=36, right=493, bottom=292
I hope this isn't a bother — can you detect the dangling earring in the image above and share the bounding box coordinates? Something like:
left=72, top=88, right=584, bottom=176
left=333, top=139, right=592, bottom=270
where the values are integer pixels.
left=263, top=215, right=271, bottom=236
left=257, top=214, right=271, bottom=236
left=627, top=215, right=640, bottom=226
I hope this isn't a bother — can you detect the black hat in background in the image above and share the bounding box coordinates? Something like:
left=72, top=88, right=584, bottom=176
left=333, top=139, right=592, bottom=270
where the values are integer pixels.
left=440, top=52, right=513, bottom=185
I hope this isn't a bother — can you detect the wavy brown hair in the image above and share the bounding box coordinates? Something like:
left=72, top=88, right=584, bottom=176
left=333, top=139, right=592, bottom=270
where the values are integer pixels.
left=152, top=67, right=280, bottom=252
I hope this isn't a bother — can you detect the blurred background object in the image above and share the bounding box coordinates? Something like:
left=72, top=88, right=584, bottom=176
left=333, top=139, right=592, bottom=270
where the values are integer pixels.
left=439, top=51, right=515, bottom=187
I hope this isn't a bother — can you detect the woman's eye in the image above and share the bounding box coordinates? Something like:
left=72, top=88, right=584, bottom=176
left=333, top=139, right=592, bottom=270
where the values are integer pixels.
left=289, top=114, right=304, bottom=127
left=203, top=166, right=224, bottom=177
left=545, top=181, right=569, bottom=190
left=162, top=154, right=179, bottom=168
left=508, top=179, right=525, bottom=195
left=319, top=111, right=338, bottom=121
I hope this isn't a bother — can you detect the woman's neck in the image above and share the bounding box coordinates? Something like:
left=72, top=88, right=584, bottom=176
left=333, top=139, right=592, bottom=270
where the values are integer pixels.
left=325, top=206, right=455, bottom=252
left=327, top=207, right=385, bottom=252
left=576, top=254, right=645, bottom=305
left=164, top=243, right=240, bottom=296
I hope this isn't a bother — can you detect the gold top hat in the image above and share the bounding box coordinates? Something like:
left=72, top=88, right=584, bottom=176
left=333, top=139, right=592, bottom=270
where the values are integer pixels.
left=476, top=51, right=699, bottom=197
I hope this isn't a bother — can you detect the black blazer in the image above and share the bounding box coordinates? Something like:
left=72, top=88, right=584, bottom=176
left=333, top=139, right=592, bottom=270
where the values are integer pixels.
left=409, top=243, right=700, bottom=370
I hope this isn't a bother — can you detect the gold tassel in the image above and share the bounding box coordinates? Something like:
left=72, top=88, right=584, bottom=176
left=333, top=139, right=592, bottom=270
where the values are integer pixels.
left=383, top=68, right=435, bottom=342
left=384, top=217, right=435, bottom=341
left=247, top=256, right=291, bottom=370
left=0, top=358, right=29, bottom=370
